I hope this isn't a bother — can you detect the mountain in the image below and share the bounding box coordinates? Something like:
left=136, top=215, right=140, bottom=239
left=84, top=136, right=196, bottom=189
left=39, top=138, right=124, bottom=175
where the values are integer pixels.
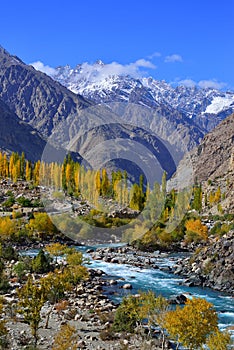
left=0, top=47, right=207, bottom=172
left=0, top=98, right=45, bottom=161
left=0, top=46, right=91, bottom=138
left=50, top=61, right=234, bottom=133
left=49, top=62, right=206, bottom=153
left=0, top=47, right=232, bottom=185
left=0, top=48, right=182, bottom=180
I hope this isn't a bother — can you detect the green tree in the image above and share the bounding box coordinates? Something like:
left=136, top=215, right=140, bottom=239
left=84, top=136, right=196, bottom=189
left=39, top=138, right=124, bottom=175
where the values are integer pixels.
left=0, top=298, right=8, bottom=349
left=112, top=294, right=141, bottom=333
left=17, top=276, right=47, bottom=346
left=129, top=183, right=144, bottom=211
left=192, top=184, right=202, bottom=212
left=31, top=249, right=52, bottom=274
left=139, top=291, right=169, bottom=348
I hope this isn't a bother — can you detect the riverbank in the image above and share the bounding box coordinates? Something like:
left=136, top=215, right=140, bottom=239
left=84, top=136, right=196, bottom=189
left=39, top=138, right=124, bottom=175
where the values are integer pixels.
left=2, top=241, right=233, bottom=348
left=4, top=265, right=170, bottom=349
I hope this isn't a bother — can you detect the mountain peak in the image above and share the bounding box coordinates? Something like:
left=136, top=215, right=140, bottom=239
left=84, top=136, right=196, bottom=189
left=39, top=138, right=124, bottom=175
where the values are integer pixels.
left=94, top=59, right=105, bottom=66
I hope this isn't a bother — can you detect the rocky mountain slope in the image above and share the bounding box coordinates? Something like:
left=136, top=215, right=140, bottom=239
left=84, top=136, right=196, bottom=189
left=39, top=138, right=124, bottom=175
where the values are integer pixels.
left=0, top=46, right=91, bottom=138
left=171, top=113, right=234, bottom=212
left=29, top=57, right=206, bottom=152
left=0, top=98, right=45, bottom=161
left=176, top=113, right=234, bottom=181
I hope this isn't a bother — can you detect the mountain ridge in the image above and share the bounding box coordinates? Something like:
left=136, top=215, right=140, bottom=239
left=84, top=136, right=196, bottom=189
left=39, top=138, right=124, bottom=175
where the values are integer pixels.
left=49, top=61, right=234, bottom=133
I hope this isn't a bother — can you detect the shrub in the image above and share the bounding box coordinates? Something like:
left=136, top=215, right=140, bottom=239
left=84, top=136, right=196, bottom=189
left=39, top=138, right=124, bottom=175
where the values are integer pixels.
left=31, top=249, right=52, bottom=274
left=112, top=295, right=140, bottom=333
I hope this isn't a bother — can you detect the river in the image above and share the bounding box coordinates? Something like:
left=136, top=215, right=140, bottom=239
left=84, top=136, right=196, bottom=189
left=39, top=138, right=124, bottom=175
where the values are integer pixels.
left=23, top=243, right=234, bottom=336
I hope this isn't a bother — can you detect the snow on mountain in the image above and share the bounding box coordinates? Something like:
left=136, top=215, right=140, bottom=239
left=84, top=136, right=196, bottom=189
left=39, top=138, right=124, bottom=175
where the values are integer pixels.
left=49, top=61, right=234, bottom=132
left=204, top=95, right=234, bottom=114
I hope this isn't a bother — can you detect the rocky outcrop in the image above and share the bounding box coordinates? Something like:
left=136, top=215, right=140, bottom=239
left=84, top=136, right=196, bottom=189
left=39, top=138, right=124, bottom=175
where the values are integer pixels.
left=90, top=245, right=171, bottom=269
left=173, top=231, right=234, bottom=294
left=170, top=113, right=234, bottom=212
left=173, top=113, right=234, bottom=183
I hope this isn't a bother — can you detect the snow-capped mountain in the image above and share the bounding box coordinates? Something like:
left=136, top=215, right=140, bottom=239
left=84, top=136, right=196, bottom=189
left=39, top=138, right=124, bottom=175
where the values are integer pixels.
left=50, top=61, right=234, bottom=132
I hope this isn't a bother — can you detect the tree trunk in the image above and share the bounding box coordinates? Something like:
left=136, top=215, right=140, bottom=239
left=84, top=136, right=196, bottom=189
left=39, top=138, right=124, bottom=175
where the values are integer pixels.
left=44, top=306, right=53, bottom=329
left=161, top=330, right=165, bottom=350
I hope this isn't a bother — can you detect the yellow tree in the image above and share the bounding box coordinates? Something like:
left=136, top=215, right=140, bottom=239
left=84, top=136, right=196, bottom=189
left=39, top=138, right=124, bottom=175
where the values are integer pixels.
left=185, top=218, right=208, bottom=243
left=164, top=297, right=218, bottom=350
left=95, top=170, right=101, bottom=195
left=25, top=161, right=32, bottom=182
left=73, top=163, right=80, bottom=193
left=12, top=159, right=21, bottom=182
left=33, top=161, right=41, bottom=186
left=101, top=168, right=110, bottom=196
left=0, top=217, right=17, bottom=240
left=27, top=213, right=57, bottom=239
left=214, top=186, right=221, bottom=203
left=0, top=152, right=3, bottom=177
left=45, top=243, right=67, bottom=263
left=52, top=324, right=79, bottom=350
left=206, top=329, right=232, bottom=350
left=9, top=153, right=15, bottom=179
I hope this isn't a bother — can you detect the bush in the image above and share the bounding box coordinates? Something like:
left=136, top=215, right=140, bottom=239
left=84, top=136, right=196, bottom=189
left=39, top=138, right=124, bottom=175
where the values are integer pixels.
left=13, top=261, right=29, bottom=281
left=17, top=196, right=31, bottom=207
left=31, top=249, right=52, bottom=274
left=0, top=275, right=10, bottom=293
left=2, top=196, right=15, bottom=208
left=0, top=246, right=18, bottom=261
left=112, top=295, right=140, bottom=333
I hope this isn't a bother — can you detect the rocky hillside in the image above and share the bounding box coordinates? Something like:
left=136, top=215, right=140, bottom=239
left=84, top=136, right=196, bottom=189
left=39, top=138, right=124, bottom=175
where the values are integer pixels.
left=171, top=113, right=234, bottom=212
left=191, top=113, right=234, bottom=183
left=0, top=99, right=45, bottom=161
left=0, top=46, right=90, bottom=138
left=174, top=231, right=234, bottom=294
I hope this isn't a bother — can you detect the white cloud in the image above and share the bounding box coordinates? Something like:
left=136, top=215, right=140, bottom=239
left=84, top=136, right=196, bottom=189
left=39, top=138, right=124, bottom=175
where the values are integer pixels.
left=134, top=59, right=156, bottom=69
left=176, top=78, right=227, bottom=90
left=197, top=80, right=227, bottom=89
left=79, top=59, right=157, bottom=82
left=165, top=54, right=183, bottom=63
left=147, top=52, right=162, bottom=59
left=177, top=79, right=196, bottom=87
left=30, top=61, right=56, bottom=76
left=30, top=58, right=156, bottom=81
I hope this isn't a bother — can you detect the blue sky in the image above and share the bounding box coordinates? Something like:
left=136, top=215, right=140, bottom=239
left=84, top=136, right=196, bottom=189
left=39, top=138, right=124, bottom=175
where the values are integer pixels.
left=1, top=0, right=233, bottom=89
